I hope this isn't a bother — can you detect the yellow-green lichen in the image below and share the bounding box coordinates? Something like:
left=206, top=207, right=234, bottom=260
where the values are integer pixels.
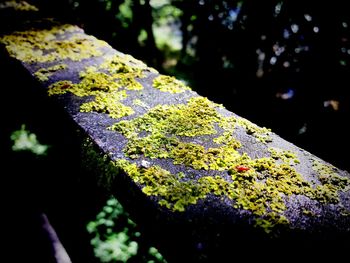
left=34, top=64, right=67, bottom=82
left=46, top=53, right=156, bottom=118
left=237, top=118, right=272, bottom=143
left=109, top=95, right=350, bottom=234
left=268, top=147, right=300, bottom=165
left=100, top=54, right=157, bottom=76
left=132, top=99, right=149, bottom=109
left=311, top=159, right=350, bottom=203
left=110, top=97, right=244, bottom=170
left=302, top=209, right=315, bottom=217
left=113, top=148, right=350, bottom=233
left=47, top=80, right=73, bottom=96
left=80, top=91, right=134, bottom=119
left=254, top=213, right=289, bottom=234
left=0, top=1, right=38, bottom=11
left=114, top=159, right=208, bottom=212
left=1, top=22, right=159, bottom=120
left=153, top=75, right=191, bottom=93
left=77, top=71, right=121, bottom=95
left=171, top=141, right=241, bottom=170
left=5, top=19, right=349, bottom=234
left=0, top=25, right=108, bottom=63
left=117, top=75, right=143, bottom=90
left=111, top=97, right=222, bottom=138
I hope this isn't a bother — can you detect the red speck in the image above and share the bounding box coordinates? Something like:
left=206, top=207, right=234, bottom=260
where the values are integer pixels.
left=236, top=165, right=250, bottom=172
left=61, top=84, right=71, bottom=89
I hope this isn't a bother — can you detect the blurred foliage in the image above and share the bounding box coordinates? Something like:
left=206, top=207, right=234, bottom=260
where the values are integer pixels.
left=87, top=196, right=167, bottom=263
left=33, top=0, right=350, bottom=170
left=10, top=124, right=49, bottom=155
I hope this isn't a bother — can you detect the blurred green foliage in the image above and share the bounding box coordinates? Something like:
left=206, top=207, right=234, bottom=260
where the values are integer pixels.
left=87, top=197, right=167, bottom=263
left=10, top=124, right=49, bottom=155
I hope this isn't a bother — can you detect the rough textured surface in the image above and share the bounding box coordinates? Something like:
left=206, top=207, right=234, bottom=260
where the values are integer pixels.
left=1, top=6, right=350, bottom=262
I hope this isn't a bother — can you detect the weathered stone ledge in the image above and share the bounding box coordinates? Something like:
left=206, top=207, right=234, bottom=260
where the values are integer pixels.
left=1, top=4, right=350, bottom=261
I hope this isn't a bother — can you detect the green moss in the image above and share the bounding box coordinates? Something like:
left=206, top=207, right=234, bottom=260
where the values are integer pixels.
left=153, top=75, right=191, bottom=93
left=34, top=64, right=67, bottom=82
left=0, top=24, right=108, bottom=63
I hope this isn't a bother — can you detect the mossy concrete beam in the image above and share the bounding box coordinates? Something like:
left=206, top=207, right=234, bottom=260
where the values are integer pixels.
left=1, top=5, right=350, bottom=262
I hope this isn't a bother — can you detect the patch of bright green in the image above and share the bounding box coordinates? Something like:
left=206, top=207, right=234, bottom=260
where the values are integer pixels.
left=10, top=124, right=48, bottom=155
left=34, top=64, right=67, bottom=82
left=87, top=196, right=167, bottom=262
left=94, top=232, right=138, bottom=262
left=150, top=0, right=170, bottom=9
left=137, top=29, right=148, bottom=46
left=153, top=75, right=191, bottom=93
left=116, top=0, right=133, bottom=28
left=148, top=247, right=166, bottom=262
left=0, top=24, right=108, bottom=63
left=152, top=2, right=183, bottom=51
